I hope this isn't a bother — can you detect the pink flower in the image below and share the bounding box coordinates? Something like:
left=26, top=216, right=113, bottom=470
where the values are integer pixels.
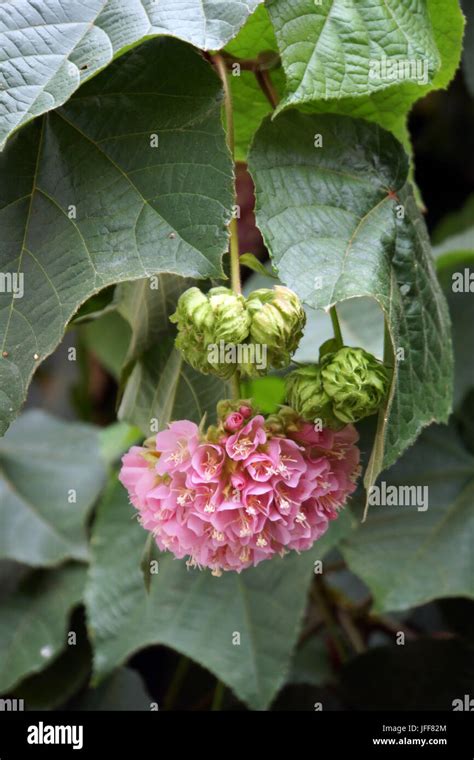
left=155, top=420, right=199, bottom=475
left=190, top=443, right=225, bottom=483
left=119, top=405, right=360, bottom=575
left=224, top=412, right=244, bottom=432
left=225, top=415, right=266, bottom=461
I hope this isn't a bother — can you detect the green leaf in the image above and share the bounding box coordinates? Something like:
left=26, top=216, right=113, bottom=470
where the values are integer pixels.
left=267, top=0, right=464, bottom=149
left=69, top=286, right=116, bottom=326
left=248, top=111, right=453, bottom=490
left=225, top=4, right=285, bottom=160
left=85, top=479, right=349, bottom=709
left=99, top=422, right=142, bottom=466
left=0, top=38, right=233, bottom=436
left=117, top=275, right=228, bottom=436
left=115, top=275, right=193, bottom=383
left=432, top=195, right=474, bottom=244
left=13, top=623, right=91, bottom=709
left=0, top=561, right=29, bottom=604
left=340, top=246, right=474, bottom=613
left=0, top=410, right=105, bottom=567
left=434, top=245, right=474, bottom=406
left=342, top=420, right=474, bottom=612
left=289, top=636, right=332, bottom=687
left=0, top=562, right=86, bottom=692
left=268, top=0, right=439, bottom=107
left=461, top=0, right=474, bottom=97
left=240, top=252, right=277, bottom=277
left=80, top=310, right=131, bottom=380
left=433, top=228, right=474, bottom=263
left=119, top=339, right=227, bottom=437
left=140, top=532, right=161, bottom=594
left=240, top=375, right=286, bottom=414
left=0, top=0, right=262, bottom=148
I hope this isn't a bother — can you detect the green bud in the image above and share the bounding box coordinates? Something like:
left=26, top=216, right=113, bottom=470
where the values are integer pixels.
left=170, top=286, right=248, bottom=379
left=320, top=347, right=389, bottom=424
left=285, top=365, right=341, bottom=428
left=246, top=286, right=306, bottom=369
left=266, top=405, right=302, bottom=434
left=216, top=398, right=253, bottom=420
left=207, top=287, right=251, bottom=345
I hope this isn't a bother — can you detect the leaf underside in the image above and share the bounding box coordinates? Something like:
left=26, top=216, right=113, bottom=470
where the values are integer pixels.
left=0, top=0, right=262, bottom=148
left=0, top=38, right=233, bottom=436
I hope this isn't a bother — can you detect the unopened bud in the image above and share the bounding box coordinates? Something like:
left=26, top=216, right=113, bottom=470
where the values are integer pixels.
left=245, top=286, right=306, bottom=371
left=321, top=347, right=389, bottom=424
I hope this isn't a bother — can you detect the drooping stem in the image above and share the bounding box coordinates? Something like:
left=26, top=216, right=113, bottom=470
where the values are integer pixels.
left=211, top=679, right=226, bottom=711
left=229, top=216, right=242, bottom=295
left=311, top=576, right=348, bottom=662
left=330, top=305, right=344, bottom=348
left=213, top=54, right=241, bottom=400
left=164, top=655, right=191, bottom=710
left=213, top=54, right=235, bottom=157
left=255, top=68, right=280, bottom=109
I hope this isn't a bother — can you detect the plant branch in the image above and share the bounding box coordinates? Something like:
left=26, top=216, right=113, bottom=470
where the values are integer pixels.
left=164, top=655, right=191, bottom=710
left=330, top=306, right=344, bottom=348
left=218, top=50, right=281, bottom=73
left=369, top=614, right=418, bottom=641
left=213, top=53, right=235, bottom=157
left=337, top=608, right=367, bottom=654
left=255, top=69, right=280, bottom=109
left=311, top=576, right=348, bottom=662
left=211, top=679, right=226, bottom=711
left=213, top=54, right=242, bottom=400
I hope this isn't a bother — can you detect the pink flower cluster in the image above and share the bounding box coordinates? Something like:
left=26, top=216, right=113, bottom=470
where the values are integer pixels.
left=119, top=405, right=360, bottom=575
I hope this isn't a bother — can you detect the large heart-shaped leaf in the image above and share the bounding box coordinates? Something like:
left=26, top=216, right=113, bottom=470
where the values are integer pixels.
left=0, top=562, right=86, bottom=692
left=85, top=479, right=352, bottom=710
left=0, top=0, right=262, bottom=148
left=0, top=38, right=233, bottom=436
left=248, top=111, right=453, bottom=490
left=266, top=0, right=463, bottom=149
left=0, top=410, right=105, bottom=567
left=342, top=421, right=474, bottom=612
left=268, top=0, right=440, bottom=105
left=341, top=246, right=474, bottom=613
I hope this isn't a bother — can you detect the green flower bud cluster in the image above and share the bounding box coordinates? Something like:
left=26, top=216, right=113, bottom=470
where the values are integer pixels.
left=169, top=287, right=250, bottom=379
left=245, top=287, right=306, bottom=373
left=286, top=347, right=389, bottom=428
left=170, top=285, right=306, bottom=379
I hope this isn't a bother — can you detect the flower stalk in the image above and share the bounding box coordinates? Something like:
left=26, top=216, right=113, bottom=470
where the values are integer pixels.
left=213, top=53, right=242, bottom=399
